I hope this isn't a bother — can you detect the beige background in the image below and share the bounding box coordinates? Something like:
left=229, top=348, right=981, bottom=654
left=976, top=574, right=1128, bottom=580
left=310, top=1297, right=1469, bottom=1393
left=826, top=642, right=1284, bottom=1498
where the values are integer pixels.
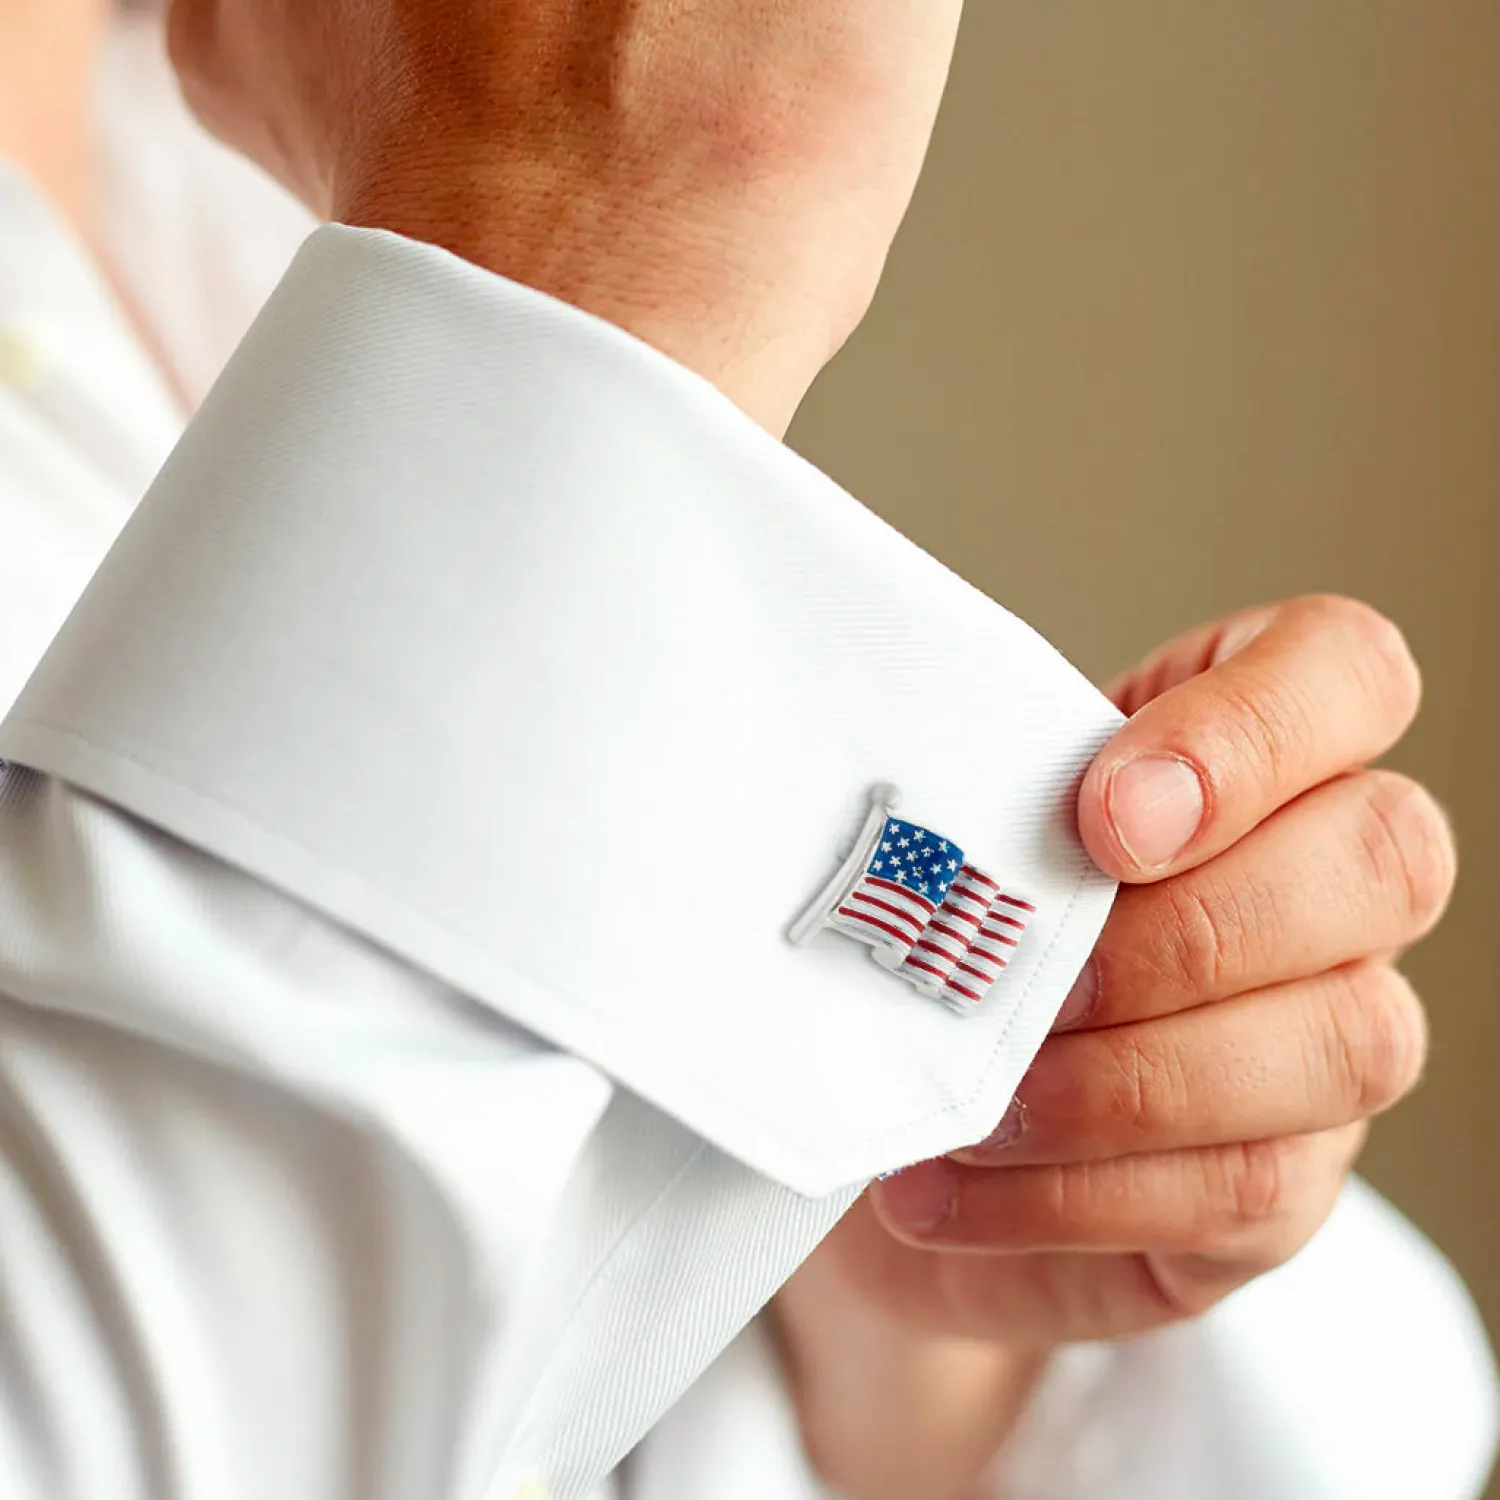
left=790, top=2, right=1499, bottom=1489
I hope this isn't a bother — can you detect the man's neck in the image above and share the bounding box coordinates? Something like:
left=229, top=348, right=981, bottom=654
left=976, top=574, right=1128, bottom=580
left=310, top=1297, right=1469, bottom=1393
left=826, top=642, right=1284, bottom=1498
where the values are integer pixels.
left=0, top=0, right=112, bottom=240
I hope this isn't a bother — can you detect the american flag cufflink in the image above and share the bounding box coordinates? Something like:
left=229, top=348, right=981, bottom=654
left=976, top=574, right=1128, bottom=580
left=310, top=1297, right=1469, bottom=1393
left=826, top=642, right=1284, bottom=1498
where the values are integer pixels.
left=789, top=783, right=1035, bottom=1014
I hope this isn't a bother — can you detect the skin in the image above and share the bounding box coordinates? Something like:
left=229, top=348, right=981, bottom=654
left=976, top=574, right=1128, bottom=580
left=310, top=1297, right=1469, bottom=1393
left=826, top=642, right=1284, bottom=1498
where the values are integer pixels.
left=0, top=0, right=110, bottom=238
left=162, top=0, right=967, bottom=436
left=4, top=6, right=1458, bottom=1497
left=776, top=596, right=1447, bottom=1499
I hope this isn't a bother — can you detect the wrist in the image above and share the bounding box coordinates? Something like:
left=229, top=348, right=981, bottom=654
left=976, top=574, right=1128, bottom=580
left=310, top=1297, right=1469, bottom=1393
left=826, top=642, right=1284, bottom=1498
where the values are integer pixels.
left=171, top=3, right=963, bottom=438
left=334, top=142, right=850, bottom=437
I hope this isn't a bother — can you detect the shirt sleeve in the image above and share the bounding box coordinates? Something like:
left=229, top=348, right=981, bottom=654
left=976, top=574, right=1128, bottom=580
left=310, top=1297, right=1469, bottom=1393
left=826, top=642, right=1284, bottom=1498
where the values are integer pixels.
left=0, top=225, right=1124, bottom=1197
left=2, top=222, right=1491, bottom=1500
left=625, top=1182, right=1498, bottom=1500
left=0, top=770, right=858, bottom=1500
left=0, top=224, right=1124, bottom=1499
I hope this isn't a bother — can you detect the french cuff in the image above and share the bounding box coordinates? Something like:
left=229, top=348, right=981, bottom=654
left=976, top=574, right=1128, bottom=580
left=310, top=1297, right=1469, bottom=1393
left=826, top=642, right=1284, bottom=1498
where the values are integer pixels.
left=0, top=225, right=1122, bottom=1198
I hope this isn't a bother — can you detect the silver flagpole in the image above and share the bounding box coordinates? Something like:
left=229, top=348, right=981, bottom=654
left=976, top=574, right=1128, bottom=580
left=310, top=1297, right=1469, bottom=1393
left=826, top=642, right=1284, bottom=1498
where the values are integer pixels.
left=787, top=783, right=902, bottom=946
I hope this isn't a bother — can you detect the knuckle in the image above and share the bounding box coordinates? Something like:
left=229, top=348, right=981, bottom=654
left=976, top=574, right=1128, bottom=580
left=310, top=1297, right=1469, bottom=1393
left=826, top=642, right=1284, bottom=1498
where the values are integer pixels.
left=1139, top=870, right=1272, bottom=1011
left=1220, top=1132, right=1356, bottom=1271
left=1138, top=1252, right=1227, bottom=1323
left=1101, top=1030, right=1191, bottom=1141
left=1221, top=1138, right=1303, bottom=1231
left=1038, top=1164, right=1102, bottom=1241
left=1211, top=675, right=1311, bottom=799
left=1343, top=597, right=1425, bottom=723
left=1300, top=595, right=1423, bottom=725
left=1154, top=880, right=1233, bottom=996
left=1356, top=771, right=1459, bottom=933
left=1325, top=964, right=1430, bottom=1115
left=1149, top=1132, right=1363, bottom=1324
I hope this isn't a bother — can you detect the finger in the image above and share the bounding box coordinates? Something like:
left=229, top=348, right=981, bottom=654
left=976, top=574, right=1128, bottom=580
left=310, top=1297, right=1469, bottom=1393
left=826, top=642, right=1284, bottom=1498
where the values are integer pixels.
left=1079, top=595, right=1423, bottom=883
left=954, top=962, right=1426, bottom=1166
left=847, top=1131, right=1365, bottom=1342
left=1103, top=602, right=1280, bottom=715
left=808, top=1193, right=1189, bottom=1342
left=828, top=1223, right=1218, bottom=1343
left=875, top=1125, right=1366, bottom=1254
left=1055, top=769, right=1457, bottom=1032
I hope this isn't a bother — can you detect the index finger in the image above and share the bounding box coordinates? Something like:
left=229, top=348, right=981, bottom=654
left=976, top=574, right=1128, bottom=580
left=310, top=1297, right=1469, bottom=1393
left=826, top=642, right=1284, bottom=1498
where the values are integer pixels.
left=1078, top=595, right=1422, bottom=883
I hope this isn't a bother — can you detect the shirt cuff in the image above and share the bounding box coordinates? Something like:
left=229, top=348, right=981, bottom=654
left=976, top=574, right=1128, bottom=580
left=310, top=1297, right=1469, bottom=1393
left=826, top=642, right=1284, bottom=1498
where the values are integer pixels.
left=0, top=224, right=1122, bottom=1196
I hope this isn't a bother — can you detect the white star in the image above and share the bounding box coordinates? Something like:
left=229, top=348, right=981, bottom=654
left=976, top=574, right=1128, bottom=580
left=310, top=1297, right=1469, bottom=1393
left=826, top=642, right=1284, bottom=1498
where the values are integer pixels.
left=893, top=870, right=907, bottom=884
left=947, top=858, right=958, bottom=871
left=930, top=863, right=942, bottom=875
left=913, top=830, right=926, bottom=842
left=939, top=840, right=949, bottom=852
left=881, top=841, right=892, bottom=852
left=919, top=882, right=930, bottom=895
left=872, top=860, right=883, bottom=872
left=898, top=837, right=910, bottom=848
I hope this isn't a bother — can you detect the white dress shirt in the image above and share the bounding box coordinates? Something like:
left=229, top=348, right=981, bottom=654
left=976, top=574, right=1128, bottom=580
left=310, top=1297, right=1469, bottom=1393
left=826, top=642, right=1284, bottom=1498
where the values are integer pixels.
left=0, top=14, right=1494, bottom=1500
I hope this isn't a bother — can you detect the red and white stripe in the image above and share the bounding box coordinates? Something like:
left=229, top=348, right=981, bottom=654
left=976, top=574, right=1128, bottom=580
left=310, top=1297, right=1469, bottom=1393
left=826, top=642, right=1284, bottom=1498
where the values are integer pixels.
left=829, top=872, right=935, bottom=960
left=828, top=860, right=1036, bottom=1008
left=898, top=867, right=1036, bottom=1005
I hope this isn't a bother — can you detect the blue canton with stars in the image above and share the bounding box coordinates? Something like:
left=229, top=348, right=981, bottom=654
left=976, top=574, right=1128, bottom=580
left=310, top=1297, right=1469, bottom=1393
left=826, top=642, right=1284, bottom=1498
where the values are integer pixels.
left=866, top=817, right=966, bottom=903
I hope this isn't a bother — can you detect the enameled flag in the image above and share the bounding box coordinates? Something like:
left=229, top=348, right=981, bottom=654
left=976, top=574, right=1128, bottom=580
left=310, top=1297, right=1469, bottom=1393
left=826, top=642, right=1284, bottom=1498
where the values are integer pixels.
left=789, top=786, right=1035, bottom=1012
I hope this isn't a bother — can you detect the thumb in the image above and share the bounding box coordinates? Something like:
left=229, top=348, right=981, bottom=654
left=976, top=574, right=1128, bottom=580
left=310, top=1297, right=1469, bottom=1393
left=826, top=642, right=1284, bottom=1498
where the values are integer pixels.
left=1079, top=596, right=1421, bottom=883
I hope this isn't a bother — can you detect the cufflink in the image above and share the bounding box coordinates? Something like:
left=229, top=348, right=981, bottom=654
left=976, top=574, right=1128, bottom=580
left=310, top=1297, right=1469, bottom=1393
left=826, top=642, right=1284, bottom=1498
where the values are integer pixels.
left=789, top=784, right=1034, bottom=1014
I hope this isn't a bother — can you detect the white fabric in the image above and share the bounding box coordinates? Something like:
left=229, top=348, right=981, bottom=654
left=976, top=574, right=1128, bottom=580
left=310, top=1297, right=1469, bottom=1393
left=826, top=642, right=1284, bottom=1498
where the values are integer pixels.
left=0, top=12, right=1492, bottom=1500
left=649, top=1186, right=1500, bottom=1500
left=0, top=777, right=850, bottom=1497
left=986, top=1176, right=1500, bottom=1500
left=3, top=220, right=1122, bottom=1195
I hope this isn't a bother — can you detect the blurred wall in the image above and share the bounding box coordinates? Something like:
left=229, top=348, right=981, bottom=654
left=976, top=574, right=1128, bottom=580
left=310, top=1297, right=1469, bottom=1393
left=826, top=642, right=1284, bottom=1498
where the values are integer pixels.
left=789, top=2, right=1500, bottom=1488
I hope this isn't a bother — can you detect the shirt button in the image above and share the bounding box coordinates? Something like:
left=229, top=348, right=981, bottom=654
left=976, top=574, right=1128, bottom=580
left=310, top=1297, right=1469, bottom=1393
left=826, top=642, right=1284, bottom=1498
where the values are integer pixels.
left=512, top=1481, right=548, bottom=1500
left=0, top=326, right=42, bottom=389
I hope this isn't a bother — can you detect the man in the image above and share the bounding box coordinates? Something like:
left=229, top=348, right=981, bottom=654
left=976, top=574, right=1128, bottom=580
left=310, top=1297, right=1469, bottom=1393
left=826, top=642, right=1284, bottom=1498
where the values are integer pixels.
left=0, top=3, right=1494, bottom=1498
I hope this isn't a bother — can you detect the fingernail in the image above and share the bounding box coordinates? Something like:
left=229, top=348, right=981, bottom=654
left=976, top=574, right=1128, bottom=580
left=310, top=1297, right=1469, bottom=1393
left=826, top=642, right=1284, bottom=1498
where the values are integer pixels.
left=875, top=1159, right=956, bottom=1232
left=1052, top=958, right=1098, bottom=1031
left=974, top=1097, right=1027, bottom=1151
left=1106, top=754, right=1206, bottom=871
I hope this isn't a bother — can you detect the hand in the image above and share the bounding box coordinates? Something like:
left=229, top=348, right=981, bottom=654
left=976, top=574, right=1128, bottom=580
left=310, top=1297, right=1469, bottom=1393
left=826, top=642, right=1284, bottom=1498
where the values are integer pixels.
left=774, top=595, right=1454, bottom=1500
left=164, top=0, right=964, bottom=432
